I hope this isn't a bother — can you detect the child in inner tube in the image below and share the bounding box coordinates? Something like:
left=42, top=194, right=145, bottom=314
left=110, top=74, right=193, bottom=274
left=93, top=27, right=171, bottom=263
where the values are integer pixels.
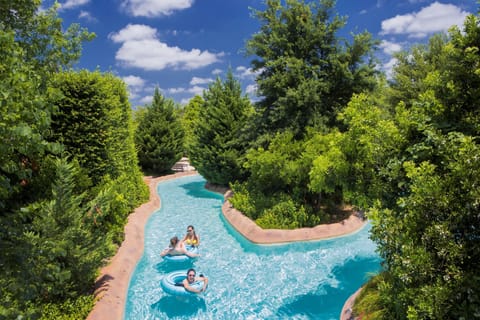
left=160, top=236, right=199, bottom=257
left=183, top=268, right=208, bottom=293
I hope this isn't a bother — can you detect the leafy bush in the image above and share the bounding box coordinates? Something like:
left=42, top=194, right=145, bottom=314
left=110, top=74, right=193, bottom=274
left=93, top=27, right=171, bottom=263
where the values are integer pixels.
left=89, top=172, right=148, bottom=244
left=40, top=295, right=94, bottom=320
left=352, top=272, right=388, bottom=320
left=230, top=181, right=322, bottom=229
left=256, top=199, right=308, bottom=229
left=228, top=182, right=258, bottom=219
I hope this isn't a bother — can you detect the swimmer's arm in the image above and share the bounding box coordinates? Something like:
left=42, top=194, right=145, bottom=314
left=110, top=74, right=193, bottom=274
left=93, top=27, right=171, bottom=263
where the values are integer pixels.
left=183, top=279, right=202, bottom=293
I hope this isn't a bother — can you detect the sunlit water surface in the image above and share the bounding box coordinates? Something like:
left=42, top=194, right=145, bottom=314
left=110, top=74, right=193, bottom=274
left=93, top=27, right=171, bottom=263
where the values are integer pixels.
left=124, top=175, right=381, bottom=319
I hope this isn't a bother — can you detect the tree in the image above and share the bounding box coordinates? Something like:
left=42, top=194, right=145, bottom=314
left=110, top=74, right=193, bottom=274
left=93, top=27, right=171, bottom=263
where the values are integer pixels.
left=188, top=70, right=253, bottom=186
left=50, top=70, right=135, bottom=182
left=0, top=158, right=111, bottom=319
left=181, top=95, right=204, bottom=153
left=135, top=89, right=184, bottom=174
left=309, top=90, right=405, bottom=210
left=50, top=70, right=148, bottom=241
left=228, top=0, right=378, bottom=227
left=343, top=12, right=480, bottom=319
left=246, top=0, right=378, bottom=140
left=0, top=1, right=94, bottom=210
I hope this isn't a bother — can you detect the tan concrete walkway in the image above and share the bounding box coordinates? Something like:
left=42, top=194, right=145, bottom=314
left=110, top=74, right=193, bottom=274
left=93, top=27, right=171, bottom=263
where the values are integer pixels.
left=87, top=172, right=366, bottom=320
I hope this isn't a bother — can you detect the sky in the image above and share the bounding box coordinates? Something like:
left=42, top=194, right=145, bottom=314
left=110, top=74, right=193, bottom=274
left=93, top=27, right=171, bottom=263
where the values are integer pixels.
left=41, top=0, right=476, bottom=107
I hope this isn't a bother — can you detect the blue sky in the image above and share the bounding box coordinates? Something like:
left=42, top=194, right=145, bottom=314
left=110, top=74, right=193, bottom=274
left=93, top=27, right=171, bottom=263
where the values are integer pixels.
left=42, top=0, right=476, bottom=107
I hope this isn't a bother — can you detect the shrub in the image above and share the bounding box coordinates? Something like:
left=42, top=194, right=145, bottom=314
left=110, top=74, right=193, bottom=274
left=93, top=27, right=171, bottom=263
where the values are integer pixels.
left=256, top=199, right=308, bottom=229
left=40, top=295, right=94, bottom=320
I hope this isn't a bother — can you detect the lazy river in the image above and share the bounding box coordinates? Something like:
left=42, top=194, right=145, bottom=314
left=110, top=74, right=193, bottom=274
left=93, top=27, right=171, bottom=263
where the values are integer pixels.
left=124, top=174, right=381, bottom=319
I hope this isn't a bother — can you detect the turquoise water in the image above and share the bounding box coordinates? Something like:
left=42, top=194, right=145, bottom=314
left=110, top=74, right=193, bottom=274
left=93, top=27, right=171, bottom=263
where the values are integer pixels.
left=124, top=175, right=381, bottom=319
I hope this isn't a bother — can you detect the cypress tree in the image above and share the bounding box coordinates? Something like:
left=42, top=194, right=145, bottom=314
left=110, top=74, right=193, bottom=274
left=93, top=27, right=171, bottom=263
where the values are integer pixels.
left=135, top=89, right=184, bottom=174
left=188, top=70, right=253, bottom=186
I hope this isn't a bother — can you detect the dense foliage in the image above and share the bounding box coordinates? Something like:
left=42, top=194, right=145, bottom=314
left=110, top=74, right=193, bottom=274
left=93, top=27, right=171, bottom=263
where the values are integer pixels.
left=229, top=0, right=378, bottom=227
left=50, top=70, right=149, bottom=242
left=188, top=70, right=253, bottom=186
left=246, top=0, right=378, bottom=139
left=135, top=88, right=185, bottom=174
left=0, top=1, right=93, bottom=210
left=2, top=158, right=111, bottom=319
left=0, top=2, right=148, bottom=318
left=341, top=13, right=480, bottom=320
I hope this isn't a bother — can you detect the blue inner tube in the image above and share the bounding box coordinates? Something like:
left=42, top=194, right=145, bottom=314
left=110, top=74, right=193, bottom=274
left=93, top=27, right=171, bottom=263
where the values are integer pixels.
left=160, top=270, right=205, bottom=296
left=163, top=245, right=199, bottom=262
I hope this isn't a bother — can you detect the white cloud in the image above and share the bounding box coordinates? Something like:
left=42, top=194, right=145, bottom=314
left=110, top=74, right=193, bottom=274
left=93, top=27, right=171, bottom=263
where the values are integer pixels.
left=122, top=75, right=145, bottom=88
left=140, top=95, right=153, bottom=104
left=59, top=0, right=90, bottom=10
left=121, top=0, right=194, bottom=17
left=78, top=10, right=96, bottom=22
left=383, top=57, right=398, bottom=79
left=122, top=75, right=147, bottom=102
left=109, top=24, right=223, bottom=71
left=166, top=85, right=204, bottom=96
left=180, top=97, right=192, bottom=105
left=190, top=77, right=214, bottom=85
left=188, top=85, right=205, bottom=95
left=109, top=24, right=157, bottom=42
left=235, top=66, right=257, bottom=79
left=211, top=68, right=223, bottom=75
left=245, top=84, right=257, bottom=95
left=381, top=2, right=469, bottom=38
left=380, top=40, right=402, bottom=55
left=167, top=87, right=186, bottom=94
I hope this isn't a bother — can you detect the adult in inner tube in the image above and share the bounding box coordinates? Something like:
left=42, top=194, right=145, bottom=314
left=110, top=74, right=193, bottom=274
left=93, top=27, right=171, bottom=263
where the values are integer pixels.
left=160, top=236, right=200, bottom=258
left=182, top=225, right=200, bottom=247
left=183, top=268, right=208, bottom=293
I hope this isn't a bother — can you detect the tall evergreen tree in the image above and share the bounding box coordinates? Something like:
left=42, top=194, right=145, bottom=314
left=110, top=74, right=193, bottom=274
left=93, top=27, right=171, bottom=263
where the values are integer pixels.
left=135, top=89, right=184, bottom=174
left=181, top=95, right=204, bottom=154
left=51, top=70, right=136, bottom=183
left=188, top=70, right=253, bottom=186
left=246, top=0, right=378, bottom=140
left=0, top=157, right=111, bottom=319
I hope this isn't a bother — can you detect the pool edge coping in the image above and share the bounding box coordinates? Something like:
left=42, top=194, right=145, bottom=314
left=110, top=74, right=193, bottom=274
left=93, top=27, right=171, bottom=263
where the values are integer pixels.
left=220, top=190, right=367, bottom=244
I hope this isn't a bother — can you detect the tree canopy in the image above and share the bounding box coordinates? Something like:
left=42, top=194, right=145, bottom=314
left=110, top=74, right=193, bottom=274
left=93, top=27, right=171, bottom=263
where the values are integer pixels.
left=341, top=12, right=480, bottom=319
left=135, top=88, right=185, bottom=174
left=188, top=70, right=253, bottom=186
left=246, top=0, right=378, bottom=139
left=0, top=1, right=94, bottom=210
left=0, top=3, right=147, bottom=318
left=229, top=0, right=378, bottom=227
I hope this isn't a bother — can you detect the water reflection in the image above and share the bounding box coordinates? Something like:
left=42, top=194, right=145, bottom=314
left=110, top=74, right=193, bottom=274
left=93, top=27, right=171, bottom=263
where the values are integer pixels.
left=151, top=295, right=207, bottom=318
